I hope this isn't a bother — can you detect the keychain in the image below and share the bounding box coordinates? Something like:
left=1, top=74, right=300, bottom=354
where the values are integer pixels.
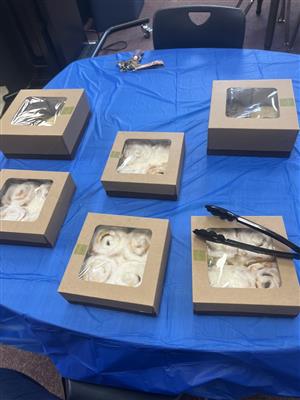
left=117, top=50, right=164, bottom=72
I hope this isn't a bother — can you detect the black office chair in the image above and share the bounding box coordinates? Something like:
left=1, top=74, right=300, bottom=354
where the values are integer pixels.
left=64, top=378, right=184, bottom=400
left=0, top=368, right=60, bottom=400
left=0, top=368, right=185, bottom=400
left=152, top=5, right=246, bottom=50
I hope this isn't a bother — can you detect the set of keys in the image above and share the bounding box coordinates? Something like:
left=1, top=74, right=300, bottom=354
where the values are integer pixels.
left=117, top=50, right=164, bottom=72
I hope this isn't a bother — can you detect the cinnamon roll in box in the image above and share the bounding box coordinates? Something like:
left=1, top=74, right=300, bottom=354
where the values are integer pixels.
left=59, top=213, right=171, bottom=315
left=191, top=216, right=300, bottom=317
left=208, top=79, right=299, bottom=157
left=0, top=89, right=90, bottom=159
left=0, top=169, right=75, bottom=246
left=101, top=131, right=184, bottom=200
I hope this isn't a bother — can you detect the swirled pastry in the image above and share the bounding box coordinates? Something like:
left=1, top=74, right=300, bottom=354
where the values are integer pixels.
left=249, top=106, right=278, bottom=119
left=207, top=228, right=281, bottom=289
left=0, top=180, right=52, bottom=222
left=208, top=264, right=256, bottom=288
left=25, top=197, right=44, bottom=221
left=116, top=142, right=152, bottom=174
left=237, top=229, right=271, bottom=248
left=116, top=163, right=149, bottom=174
left=92, top=228, right=127, bottom=256
left=255, top=268, right=280, bottom=288
left=207, top=229, right=238, bottom=263
left=80, top=255, right=115, bottom=282
left=0, top=205, right=27, bottom=221
left=80, top=227, right=151, bottom=287
left=114, top=261, right=144, bottom=287
left=123, top=143, right=153, bottom=164
left=117, top=141, right=170, bottom=175
left=151, top=144, right=170, bottom=164
left=34, top=183, right=51, bottom=200
left=124, top=229, right=151, bottom=260
left=2, top=182, right=37, bottom=206
left=248, top=261, right=277, bottom=273
left=248, top=262, right=280, bottom=288
left=147, top=163, right=167, bottom=175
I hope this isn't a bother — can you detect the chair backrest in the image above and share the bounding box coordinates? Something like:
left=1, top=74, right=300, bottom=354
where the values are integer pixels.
left=0, top=368, right=60, bottom=400
left=65, top=379, right=182, bottom=400
left=153, top=5, right=246, bottom=49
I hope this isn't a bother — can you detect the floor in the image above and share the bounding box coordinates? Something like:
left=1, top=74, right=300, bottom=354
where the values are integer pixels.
left=1, top=0, right=300, bottom=399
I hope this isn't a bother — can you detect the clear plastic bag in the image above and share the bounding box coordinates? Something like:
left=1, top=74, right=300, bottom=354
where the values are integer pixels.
left=117, top=139, right=171, bottom=175
left=207, top=228, right=281, bottom=289
left=79, top=226, right=152, bottom=287
left=0, top=179, right=52, bottom=222
left=11, top=96, right=66, bottom=126
left=226, top=88, right=280, bottom=119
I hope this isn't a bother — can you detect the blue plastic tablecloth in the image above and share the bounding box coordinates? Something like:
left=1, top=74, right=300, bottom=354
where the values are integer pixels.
left=1, top=49, right=300, bottom=400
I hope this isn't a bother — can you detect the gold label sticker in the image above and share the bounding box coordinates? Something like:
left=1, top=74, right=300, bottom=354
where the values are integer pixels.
left=74, top=243, right=87, bottom=255
left=110, top=151, right=121, bottom=158
left=61, top=106, right=75, bottom=115
left=280, top=98, right=295, bottom=107
left=193, top=249, right=206, bottom=261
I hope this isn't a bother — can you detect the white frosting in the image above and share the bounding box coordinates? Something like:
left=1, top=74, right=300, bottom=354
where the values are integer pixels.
left=117, top=141, right=170, bottom=175
left=80, top=256, right=116, bottom=283
left=34, top=183, right=51, bottom=201
left=208, top=264, right=256, bottom=288
left=113, top=261, right=144, bottom=287
left=0, top=180, right=51, bottom=222
left=249, top=262, right=280, bottom=288
left=207, top=228, right=281, bottom=289
left=80, top=227, right=151, bottom=287
left=2, top=182, right=37, bottom=206
left=92, top=228, right=127, bottom=256
left=124, top=229, right=151, bottom=260
left=148, top=163, right=167, bottom=175
left=0, top=205, right=27, bottom=221
left=207, top=229, right=238, bottom=262
left=249, top=106, right=278, bottom=119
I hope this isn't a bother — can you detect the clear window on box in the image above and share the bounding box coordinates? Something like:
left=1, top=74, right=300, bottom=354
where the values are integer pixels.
left=11, top=96, right=66, bottom=126
left=117, top=139, right=171, bottom=175
left=207, top=228, right=281, bottom=289
left=79, top=226, right=152, bottom=287
left=226, top=88, right=280, bottom=119
left=0, top=179, right=52, bottom=222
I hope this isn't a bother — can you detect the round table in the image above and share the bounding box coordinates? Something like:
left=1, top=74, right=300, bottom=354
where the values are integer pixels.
left=1, top=48, right=300, bottom=399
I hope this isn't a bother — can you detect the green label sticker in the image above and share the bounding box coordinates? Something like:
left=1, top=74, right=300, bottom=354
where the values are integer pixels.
left=193, top=249, right=206, bottom=261
left=280, top=98, right=295, bottom=107
left=110, top=151, right=121, bottom=158
left=61, top=106, right=75, bottom=115
left=74, top=243, right=87, bottom=255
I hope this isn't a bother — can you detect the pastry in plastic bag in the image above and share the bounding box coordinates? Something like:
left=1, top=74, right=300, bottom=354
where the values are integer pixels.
left=11, top=96, right=66, bottom=126
left=0, top=180, right=51, bottom=222
left=207, top=228, right=281, bottom=289
left=117, top=140, right=170, bottom=175
left=79, top=227, right=152, bottom=287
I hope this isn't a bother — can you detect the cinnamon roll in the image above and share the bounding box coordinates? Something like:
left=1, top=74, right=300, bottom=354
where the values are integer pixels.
left=2, top=182, right=37, bottom=207
left=113, top=261, right=144, bottom=287
left=92, top=227, right=127, bottom=257
left=124, top=229, right=151, bottom=260
left=0, top=205, right=27, bottom=221
left=208, top=264, right=256, bottom=288
left=79, top=255, right=115, bottom=283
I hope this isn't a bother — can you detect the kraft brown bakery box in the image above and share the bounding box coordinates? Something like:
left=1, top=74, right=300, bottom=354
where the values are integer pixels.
left=0, top=169, right=75, bottom=246
left=191, top=215, right=300, bottom=316
left=208, top=79, right=299, bottom=157
left=59, top=213, right=171, bottom=314
left=101, top=131, right=185, bottom=200
left=0, top=89, right=90, bottom=159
